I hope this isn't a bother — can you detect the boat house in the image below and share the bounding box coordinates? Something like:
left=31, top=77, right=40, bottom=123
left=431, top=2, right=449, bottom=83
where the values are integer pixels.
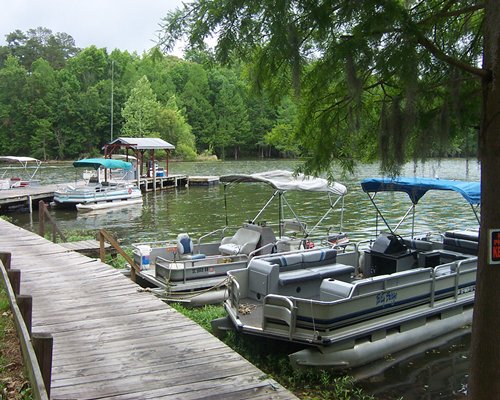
left=103, top=137, right=176, bottom=190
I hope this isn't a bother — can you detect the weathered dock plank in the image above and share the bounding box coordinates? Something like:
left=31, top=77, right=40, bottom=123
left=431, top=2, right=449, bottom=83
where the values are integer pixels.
left=59, top=239, right=117, bottom=257
left=0, top=219, right=297, bottom=399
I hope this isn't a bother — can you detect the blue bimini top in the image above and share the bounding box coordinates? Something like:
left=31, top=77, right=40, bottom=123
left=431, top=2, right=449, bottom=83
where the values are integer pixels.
left=361, top=177, right=481, bottom=205
left=73, top=158, right=133, bottom=171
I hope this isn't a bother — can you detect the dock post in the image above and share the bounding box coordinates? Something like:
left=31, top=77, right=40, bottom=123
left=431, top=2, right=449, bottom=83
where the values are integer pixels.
left=28, top=195, right=33, bottom=213
left=16, top=294, right=33, bottom=335
left=0, top=252, right=11, bottom=270
left=38, top=201, right=45, bottom=237
left=7, top=269, right=21, bottom=296
left=32, top=333, right=53, bottom=398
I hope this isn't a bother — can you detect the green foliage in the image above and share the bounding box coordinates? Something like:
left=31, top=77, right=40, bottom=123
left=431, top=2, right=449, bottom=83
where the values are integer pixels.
left=0, top=27, right=78, bottom=69
left=0, top=16, right=482, bottom=163
left=170, top=303, right=227, bottom=332
left=0, top=285, right=33, bottom=399
left=160, top=0, right=484, bottom=175
left=121, top=75, right=161, bottom=137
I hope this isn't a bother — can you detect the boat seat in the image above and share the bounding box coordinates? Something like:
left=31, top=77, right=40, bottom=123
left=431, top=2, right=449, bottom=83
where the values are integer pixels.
left=266, top=253, right=303, bottom=268
left=403, top=238, right=434, bottom=251
left=302, top=249, right=338, bottom=265
left=219, top=228, right=261, bottom=255
left=307, top=264, right=355, bottom=280
left=279, top=269, right=321, bottom=286
left=444, top=230, right=479, bottom=242
left=177, top=233, right=205, bottom=260
left=442, top=238, right=478, bottom=255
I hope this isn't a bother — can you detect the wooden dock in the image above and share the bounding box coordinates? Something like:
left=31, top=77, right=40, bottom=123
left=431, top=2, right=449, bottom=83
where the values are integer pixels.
left=0, top=175, right=209, bottom=211
left=0, top=183, right=62, bottom=212
left=0, top=219, right=296, bottom=399
left=187, top=176, right=220, bottom=187
left=59, top=239, right=117, bottom=258
left=139, top=174, right=188, bottom=192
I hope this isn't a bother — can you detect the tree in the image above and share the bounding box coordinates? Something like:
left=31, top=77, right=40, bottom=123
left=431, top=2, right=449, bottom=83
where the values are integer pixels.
left=121, top=75, right=161, bottom=137
left=0, top=56, right=29, bottom=154
left=209, top=68, right=250, bottom=159
left=264, top=96, right=299, bottom=157
left=161, top=1, right=499, bottom=398
left=157, top=96, right=197, bottom=160
left=3, top=27, right=78, bottom=69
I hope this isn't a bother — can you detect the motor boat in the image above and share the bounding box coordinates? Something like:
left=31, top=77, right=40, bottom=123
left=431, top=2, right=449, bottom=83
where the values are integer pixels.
left=0, top=156, right=41, bottom=189
left=133, top=170, right=349, bottom=300
left=213, top=177, right=479, bottom=369
left=53, top=158, right=142, bottom=211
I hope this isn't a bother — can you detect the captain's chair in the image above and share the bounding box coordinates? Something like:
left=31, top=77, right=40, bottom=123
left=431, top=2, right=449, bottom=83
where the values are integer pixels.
left=177, top=233, right=205, bottom=260
left=219, top=228, right=261, bottom=255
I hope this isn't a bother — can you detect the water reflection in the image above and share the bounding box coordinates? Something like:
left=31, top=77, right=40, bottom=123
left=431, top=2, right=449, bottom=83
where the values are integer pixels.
left=7, top=158, right=481, bottom=399
left=359, top=332, right=470, bottom=399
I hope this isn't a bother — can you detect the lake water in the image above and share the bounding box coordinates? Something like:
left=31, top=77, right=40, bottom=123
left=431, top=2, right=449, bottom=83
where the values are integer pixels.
left=7, top=158, right=480, bottom=399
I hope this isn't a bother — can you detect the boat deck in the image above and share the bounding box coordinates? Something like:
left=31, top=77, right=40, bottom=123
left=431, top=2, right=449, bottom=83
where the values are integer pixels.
left=0, top=219, right=296, bottom=399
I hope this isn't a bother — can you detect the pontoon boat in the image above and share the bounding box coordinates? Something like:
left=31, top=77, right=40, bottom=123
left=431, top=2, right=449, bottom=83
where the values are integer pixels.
left=53, top=158, right=142, bottom=211
left=213, top=177, right=479, bottom=370
left=0, top=156, right=41, bottom=189
left=133, top=170, right=348, bottom=299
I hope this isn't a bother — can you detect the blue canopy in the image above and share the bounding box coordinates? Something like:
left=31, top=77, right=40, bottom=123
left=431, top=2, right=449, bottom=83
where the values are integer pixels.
left=73, top=158, right=133, bottom=170
left=361, top=177, right=481, bottom=205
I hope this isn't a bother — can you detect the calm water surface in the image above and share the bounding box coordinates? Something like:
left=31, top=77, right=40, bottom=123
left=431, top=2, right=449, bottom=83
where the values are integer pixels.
left=9, top=158, right=480, bottom=400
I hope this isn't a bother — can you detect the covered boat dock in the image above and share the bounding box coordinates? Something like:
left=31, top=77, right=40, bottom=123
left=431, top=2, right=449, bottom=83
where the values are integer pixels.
left=103, top=137, right=187, bottom=192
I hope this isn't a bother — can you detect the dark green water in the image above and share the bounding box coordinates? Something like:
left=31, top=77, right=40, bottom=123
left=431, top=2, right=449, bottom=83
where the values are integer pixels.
left=11, top=158, right=480, bottom=246
left=8, top=158, right=479, bottom=399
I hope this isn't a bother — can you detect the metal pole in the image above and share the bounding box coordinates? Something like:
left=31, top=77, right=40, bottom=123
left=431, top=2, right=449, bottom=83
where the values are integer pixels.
left=110, top=60, right=114, bottom=141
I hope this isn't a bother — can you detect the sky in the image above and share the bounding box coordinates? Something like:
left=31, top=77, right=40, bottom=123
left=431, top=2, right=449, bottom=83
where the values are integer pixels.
left=0, top=0, right=187, bottom=55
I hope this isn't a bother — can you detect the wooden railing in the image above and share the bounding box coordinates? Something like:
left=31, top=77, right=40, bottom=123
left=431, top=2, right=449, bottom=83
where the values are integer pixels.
left=38, top=200, right=66, bottom=243
left=98, top=229, right=140, bottom=282
left=0, top=252, right=51, bottom=400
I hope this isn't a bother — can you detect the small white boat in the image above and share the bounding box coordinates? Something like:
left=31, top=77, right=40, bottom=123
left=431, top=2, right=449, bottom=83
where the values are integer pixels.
left=53, top=158, right=142, bottom=211
left=134, top=170, right=349, bottom=299
left=213, top=177, right=480, bottom=370
left=0, top=156, right=41, bottom=189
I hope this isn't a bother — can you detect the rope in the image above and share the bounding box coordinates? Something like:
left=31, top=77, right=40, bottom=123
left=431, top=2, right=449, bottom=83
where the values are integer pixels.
left=161, top=276, right=231, bottom=301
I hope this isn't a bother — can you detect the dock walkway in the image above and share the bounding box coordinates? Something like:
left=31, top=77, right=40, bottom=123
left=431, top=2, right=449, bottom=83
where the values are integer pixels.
left=0, top=219, right=296, bottom=399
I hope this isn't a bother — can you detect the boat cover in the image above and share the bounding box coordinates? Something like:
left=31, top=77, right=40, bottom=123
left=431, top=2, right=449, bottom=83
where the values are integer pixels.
left=73, top=158, right=133, bottom=170
left=361, top=177, right=480, bottom=205
left=0, top=156, right=41, bottom=164
left=220, top=170, right=347, bottom=196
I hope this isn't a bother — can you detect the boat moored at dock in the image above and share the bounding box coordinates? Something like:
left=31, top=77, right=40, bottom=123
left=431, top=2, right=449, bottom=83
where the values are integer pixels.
left=0, top=156, right=42, bottom=189
left=53, top=158, right=142, bottom=211
left=134, top=170, right=349, bottom=301
left=213, top=177, right=480, bottom=370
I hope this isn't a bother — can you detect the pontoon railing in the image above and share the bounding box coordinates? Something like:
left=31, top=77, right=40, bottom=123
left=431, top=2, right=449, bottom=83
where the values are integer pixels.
left=262, top=295, right=296, bottom=340
left=228, top=275, right=241, bottom=310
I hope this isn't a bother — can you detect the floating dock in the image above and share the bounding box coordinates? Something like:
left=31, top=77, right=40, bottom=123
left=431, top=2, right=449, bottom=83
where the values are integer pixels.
left=139, top=174, right=188, bottom=192
left=187, top=176, right=220, bottom=187
left=0, top=183, right=61, bottom=212
left=0, top=175, right=221, bottom=212
left=0, top=219, right=296, bottom=399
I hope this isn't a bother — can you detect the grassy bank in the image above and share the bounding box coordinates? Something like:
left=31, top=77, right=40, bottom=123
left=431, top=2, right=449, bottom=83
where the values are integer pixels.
left=0, top=284, right=32, bottom=399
